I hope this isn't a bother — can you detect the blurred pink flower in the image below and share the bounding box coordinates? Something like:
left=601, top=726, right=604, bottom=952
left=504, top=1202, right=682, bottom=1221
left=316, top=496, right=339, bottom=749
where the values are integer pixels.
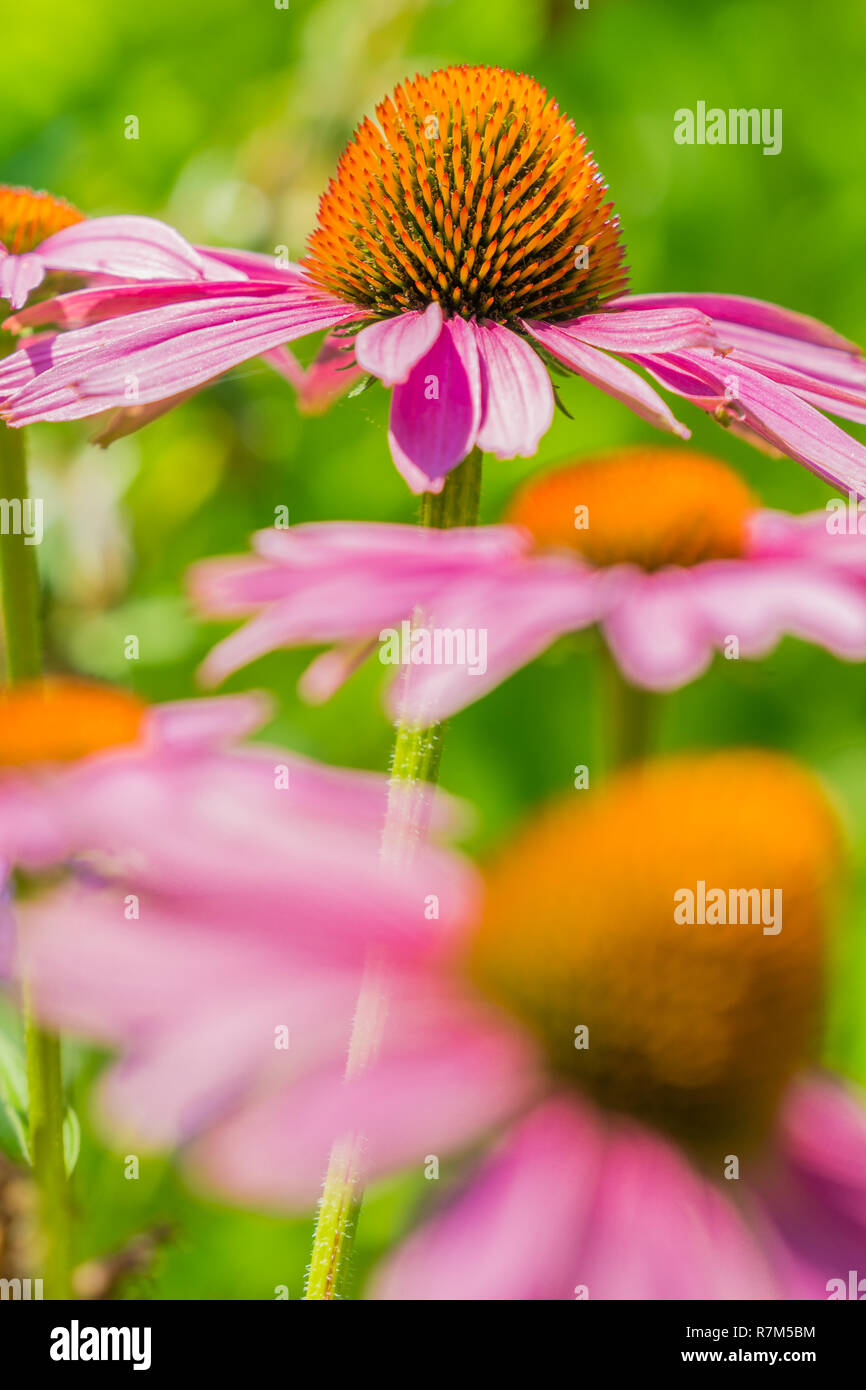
left=2, top=70, right=866, bottom=493
left=18, top=747, right=866, bottom=1300
left=3, top=679, right=471, bottom=1150
left=189, top=447, right=866, bottom=722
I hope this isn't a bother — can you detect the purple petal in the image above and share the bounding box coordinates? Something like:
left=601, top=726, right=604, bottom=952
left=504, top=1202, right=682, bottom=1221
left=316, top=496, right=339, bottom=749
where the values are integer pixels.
left=389, top=314, right=482, bottom=492
left=355, top=302, right=443, bottom=386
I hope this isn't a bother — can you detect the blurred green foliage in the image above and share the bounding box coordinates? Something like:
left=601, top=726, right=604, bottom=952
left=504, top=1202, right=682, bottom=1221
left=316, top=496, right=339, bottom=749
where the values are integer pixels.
left=2, top=0, right=866, bottom=1298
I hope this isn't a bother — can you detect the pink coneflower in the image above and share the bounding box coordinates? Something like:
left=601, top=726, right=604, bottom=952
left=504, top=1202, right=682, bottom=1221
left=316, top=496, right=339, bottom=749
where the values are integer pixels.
left=20, top=748, right=866, bottom=1299
left=1, top=69, right=865, bottom=494
left=0, top=185, right=251, bottom=310
left=0, top=184, right=339, bottom=439
left=1, top=678, right=469, bottom=1143
left=190, top=446, right=866, bottom=722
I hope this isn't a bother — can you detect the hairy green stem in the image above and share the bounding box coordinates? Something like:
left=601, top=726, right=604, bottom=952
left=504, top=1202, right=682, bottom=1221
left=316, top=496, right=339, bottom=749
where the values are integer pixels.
left=0, top=424, right=71, bottom=1299
left=305, top=449, right=482, bottom=1300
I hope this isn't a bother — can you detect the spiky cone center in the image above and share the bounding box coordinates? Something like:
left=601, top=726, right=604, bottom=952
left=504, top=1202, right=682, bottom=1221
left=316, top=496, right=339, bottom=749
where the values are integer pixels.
left=469, top=752, right=842, bottom=1158
left=0, top=187, right=83, bottom=256
left=302, top=66, right=628, bottom=326
left=506, top=447, right=759, bottom=571
left=0, top=678, right=145, bottom=767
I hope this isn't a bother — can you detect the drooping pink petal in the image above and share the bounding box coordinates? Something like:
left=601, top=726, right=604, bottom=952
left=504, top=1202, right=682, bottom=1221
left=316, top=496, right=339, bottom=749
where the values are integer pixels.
left=0, top=251, right=45, bottom=310
left=192, top=246, right=309, bottom=284
left=640, top=349, right=866, bottom=497
left=524, top=319, right=690, bottom=438
left=473, top=320, right=554, bottom=458
left=20, top=885, right=363, bottom=1147
left=748, top=507, right=866, bottom=573
left=190, top=522, right=534, bottom=690
left=190, top=993, right=539, bottom=1208
left=604, top=557, right=866, bottom=691
left=602, top=569, right=717, bottom=690
left=293, top=334, right=364, bottom=413
left=143, top=692, right=271, bottom=751
left=373, top=1097, right=604, bottom=1300
left=374, top=1096, right=776, bottom=1299
left=614, top=291, right=862, bottom=354
left=725, top=349, right=866, bottom=425
left=555, top=305, right=715, bottom=354
left=4, top=278, right=296, bottom=332
left=752, top=1074, right=866, bottom=1299
left=355, top=302, right=443, bottom=386
left=298, top=640, right=379, bottom=704
left=389, top=314, right=482, bottom=492
left=387, top=557, right=616, bottom=724
left=90, top=389, right=201, bottom=445
left=36, top=215, right=217, bottom=283
left=1, top=292, right=362, bottom=425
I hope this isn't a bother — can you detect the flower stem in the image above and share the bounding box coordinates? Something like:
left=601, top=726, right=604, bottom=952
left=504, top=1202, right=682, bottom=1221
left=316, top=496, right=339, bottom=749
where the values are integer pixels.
left=304, top=448, right=482, bottom=1300
left=0, top=424, right=71, bottom=1300
left=601, top=646, right=659, bottom=771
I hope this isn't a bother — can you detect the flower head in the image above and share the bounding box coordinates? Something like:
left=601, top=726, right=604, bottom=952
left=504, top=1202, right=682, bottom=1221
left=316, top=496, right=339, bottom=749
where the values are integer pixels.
left=304, top=66, right=628, bottom=325
left=470, top=752, right=837, bottom=1158
left=190, top=445, right=866, bottom=717
left=1, top=72, right=865, bottom=493
left=19, top=746, right=866, bottom=1298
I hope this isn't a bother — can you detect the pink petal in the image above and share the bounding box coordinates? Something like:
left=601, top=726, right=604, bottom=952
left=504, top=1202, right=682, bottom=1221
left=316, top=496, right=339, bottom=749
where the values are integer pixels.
left=0, top=252, right=46, bottom=310
left=374, top=1098, right=605, bottom=1300
left=295, top=334, right=364, bottom=414
left=642, top=349, right=866, bottom=497
left=21, top=886, right=361, bottom=1147
left=524, top=319, right=690, bottom=438
left=557, top=305, right=715, bottom=354
left=389, top=315, right=482, bottom=492
left=355, top=302, right=443, bottom=386
left=388, top=557, right=615, bottom=724
left=602, top=569, right=717, bottom=690
left=143, top=692, right=271, bottom=751
left=473, top=320, right=554, bottom=458
left=2, top=293, right=361, bottom=424
left=614, top=291, right=862, bottom=353
left=191, top=995, right=538, bottom=1208
left=36, top=215, right=214, bottom=282
left=193, top=246, right=309, bottom=284
left=375, top=1097, right=775, bottom=1299
left=753, top=1074, right=866, bottom=1299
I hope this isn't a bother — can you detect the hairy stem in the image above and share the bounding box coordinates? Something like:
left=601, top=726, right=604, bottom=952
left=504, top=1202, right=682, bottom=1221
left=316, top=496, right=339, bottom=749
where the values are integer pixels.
left=0, top=424, right=71, bottom=1299
left=305, top=449, right=482, bottom=1300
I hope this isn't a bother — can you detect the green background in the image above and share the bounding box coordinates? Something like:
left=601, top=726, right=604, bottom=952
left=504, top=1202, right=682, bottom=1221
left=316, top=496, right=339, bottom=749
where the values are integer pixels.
left=2, top=0, right=865, bottom=1298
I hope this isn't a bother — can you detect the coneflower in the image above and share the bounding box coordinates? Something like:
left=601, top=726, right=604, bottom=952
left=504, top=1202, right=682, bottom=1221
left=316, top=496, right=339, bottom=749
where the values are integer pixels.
left=1, top=69, right=865, bottom=496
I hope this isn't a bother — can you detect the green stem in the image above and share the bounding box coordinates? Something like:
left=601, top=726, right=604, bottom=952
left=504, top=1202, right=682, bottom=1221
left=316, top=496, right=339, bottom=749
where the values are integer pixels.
left=304, top=448, right=482, bottom=1300
left=601, top=645, right=659, bottom=771
left=0, top=424, right=71, bottom=1300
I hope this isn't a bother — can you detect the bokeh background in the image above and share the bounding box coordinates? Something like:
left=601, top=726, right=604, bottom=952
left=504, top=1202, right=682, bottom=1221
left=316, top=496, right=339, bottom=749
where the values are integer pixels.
left=2, top=0, right=865, bottom=1298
